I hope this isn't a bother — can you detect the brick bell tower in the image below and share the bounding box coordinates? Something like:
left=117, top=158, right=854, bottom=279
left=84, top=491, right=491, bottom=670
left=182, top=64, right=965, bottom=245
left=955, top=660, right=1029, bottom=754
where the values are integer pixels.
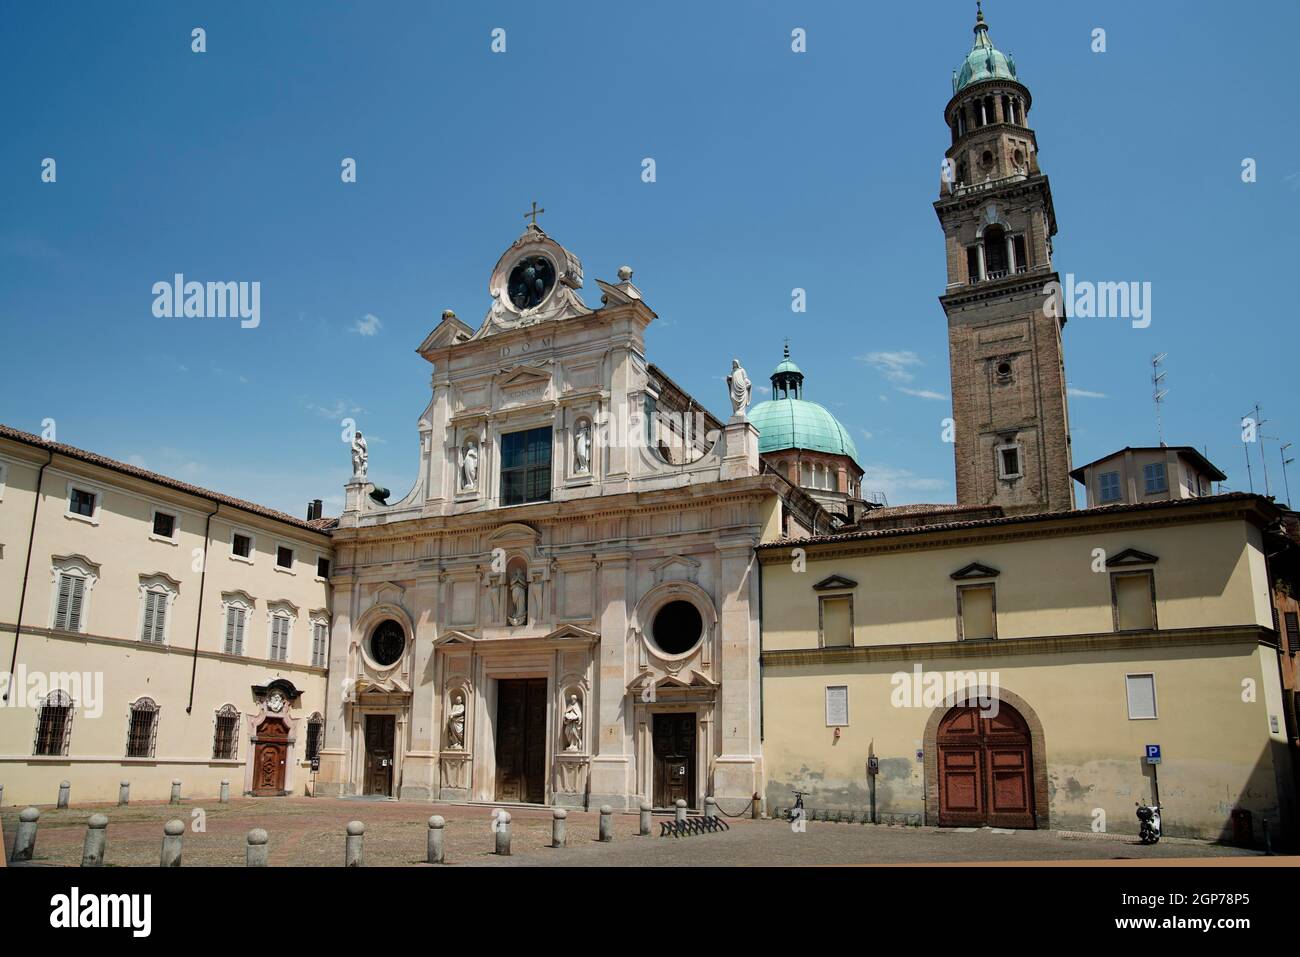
left=935, top=3, right=1073, bottom=515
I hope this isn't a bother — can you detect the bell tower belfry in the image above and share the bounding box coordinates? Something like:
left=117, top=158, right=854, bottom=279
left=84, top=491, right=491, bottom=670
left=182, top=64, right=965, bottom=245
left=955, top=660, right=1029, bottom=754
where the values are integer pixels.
left=935, top=3, right=1073, bottom=515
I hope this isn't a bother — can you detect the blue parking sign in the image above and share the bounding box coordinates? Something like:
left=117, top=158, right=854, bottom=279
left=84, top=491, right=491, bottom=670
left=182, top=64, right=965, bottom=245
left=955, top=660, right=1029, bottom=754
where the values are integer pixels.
left=1145, top=744, right=1161, bottom=764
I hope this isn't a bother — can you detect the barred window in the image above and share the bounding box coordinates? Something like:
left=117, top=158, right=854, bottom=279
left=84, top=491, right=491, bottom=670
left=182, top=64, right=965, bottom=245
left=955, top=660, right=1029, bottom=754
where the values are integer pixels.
left=33, top=689, right=74, bottom=756
left=126, top=698, right=160, bottom=758
left=306, top=713, right=324, bottom=761
left=213, top=705, right=240, bottom=760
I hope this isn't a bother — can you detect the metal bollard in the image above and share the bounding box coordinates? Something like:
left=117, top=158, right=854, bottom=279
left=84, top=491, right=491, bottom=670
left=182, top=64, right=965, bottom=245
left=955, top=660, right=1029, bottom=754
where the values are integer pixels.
left=599, top=805, right=613, bottom=842
left=704, top=796, right=718, bottom=820
left=552, top=808, right=567, bottom=848
left=345, top=821, right=364, bottom=867
left=170, top=779, right=182, bottom=805
left=219, top=779, right=230, bottom=804
left=81, top=813, right=109, bottom=867
left=494, top=811, right=512, bottom=856
left=427, top=815, right=445, bottom=864
left=13, top=807, right=40, bottom=862
left=118, top=781, right=130, bottom=806
left=639, top=800, right=652, bottom=836
left=246, top=828, right=269, bottom=867
left=675, top=798, right=687, bottom=825
left=57, top=780, right=71, bottom=809
left=160, top=819, right=184, bottom=867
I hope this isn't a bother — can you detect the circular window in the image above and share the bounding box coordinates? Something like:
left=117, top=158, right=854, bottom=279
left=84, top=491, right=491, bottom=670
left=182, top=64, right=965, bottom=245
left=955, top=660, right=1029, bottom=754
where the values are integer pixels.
left=996, top=361, right=1012, bottom=378
left=1013, top=148, right=1025, bottom=168
left=651, top=601, right=704, bottom=656
left=507, top=255, right=556, bottom=310
left=369, top=620, right=406, bottom=667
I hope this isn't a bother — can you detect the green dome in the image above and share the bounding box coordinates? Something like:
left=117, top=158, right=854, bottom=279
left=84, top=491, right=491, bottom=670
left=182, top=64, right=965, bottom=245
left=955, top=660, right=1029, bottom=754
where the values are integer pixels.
left=749, top=397, right=860, bottom=465
left=772, top=357, right=802, bottom=377
left=954, top=6, right=1018, bottom=93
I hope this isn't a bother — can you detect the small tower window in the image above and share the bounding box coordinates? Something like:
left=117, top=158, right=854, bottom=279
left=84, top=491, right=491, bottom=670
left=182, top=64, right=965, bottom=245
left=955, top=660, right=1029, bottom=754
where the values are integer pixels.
left=995, top=360, right=1013, bottom=383
left=983, top=224, right=1008, bottom=276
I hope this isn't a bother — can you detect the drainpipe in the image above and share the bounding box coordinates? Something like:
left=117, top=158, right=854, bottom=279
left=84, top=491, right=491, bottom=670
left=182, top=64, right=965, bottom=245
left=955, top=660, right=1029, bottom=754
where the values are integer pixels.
left=185, top=504, right=219, bottom=714
left=4, top=450, right=53, bottom=702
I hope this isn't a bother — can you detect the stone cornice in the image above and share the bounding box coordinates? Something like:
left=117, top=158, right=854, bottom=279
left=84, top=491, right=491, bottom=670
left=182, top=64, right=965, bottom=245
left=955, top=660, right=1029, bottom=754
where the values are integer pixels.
left=761, top=624, right=1273, bottom=668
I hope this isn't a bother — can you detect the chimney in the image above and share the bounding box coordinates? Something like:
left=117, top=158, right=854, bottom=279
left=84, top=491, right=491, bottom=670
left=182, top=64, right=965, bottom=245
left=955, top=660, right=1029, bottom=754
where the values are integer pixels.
left=306, top=499, right=323, bottom=521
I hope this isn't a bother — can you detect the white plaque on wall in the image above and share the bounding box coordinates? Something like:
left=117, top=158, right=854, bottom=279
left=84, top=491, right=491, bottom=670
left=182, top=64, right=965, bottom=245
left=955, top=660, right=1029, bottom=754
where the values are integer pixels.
left=825, top=685, right=849, bottom=727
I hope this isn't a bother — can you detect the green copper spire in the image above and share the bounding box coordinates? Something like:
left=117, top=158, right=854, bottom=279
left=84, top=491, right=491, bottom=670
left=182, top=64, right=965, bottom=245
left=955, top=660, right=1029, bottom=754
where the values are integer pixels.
left=953, top=2, right=1019, bottom=94
left=748, top=345, right=860, bottom=466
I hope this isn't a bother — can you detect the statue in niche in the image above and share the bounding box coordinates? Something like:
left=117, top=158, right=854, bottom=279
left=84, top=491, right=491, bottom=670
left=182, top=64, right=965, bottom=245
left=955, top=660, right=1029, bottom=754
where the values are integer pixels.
left=460, top=439, right=479, bottom=491
left=563, top=694, right=583, bottom=751
left=574, top=420, right=591, bottom=473
left=507, top=569, right=528, bottom=626
left=446, top=692, right=466, bottom=750
left=351, top=430, right=368, bottom=478
left=727, top=359, right=751, bottom=417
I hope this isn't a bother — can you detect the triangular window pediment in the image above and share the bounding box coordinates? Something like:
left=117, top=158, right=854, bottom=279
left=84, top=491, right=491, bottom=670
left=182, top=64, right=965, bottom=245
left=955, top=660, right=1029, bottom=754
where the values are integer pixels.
left=813, top=574, right=858, bottom=591
left=1105, top=548, right=1159, bottom=567
left=950, top=562, right=1000, bottom=580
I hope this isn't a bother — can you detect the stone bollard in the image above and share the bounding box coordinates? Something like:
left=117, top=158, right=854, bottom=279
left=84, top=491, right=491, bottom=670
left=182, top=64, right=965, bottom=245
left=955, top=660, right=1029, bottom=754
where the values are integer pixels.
left=0, top=783, right=5, bottom=806
left=345, top=821, right=364, bottom=867
left=13, top=807, right=40, bottom=862
left=246, top=828, right=269, bottom=867
left=160, top=819, right=184, bottom=867
left=752, top=791, right=761, bottom=820
left=81, top=813, right=109, bottom=867
left=494, top=811, right=512, bottom=856
left=552, top=808, right=567, bottom=848
left=219, top=779, right=230, bottom=804
left=57, top=780, right=71, bottom=809
left=170, top=779, right=182, bottom=805
left=599, top=805, right=614, bottom=843
left=639, top=800, right=653, bottom=836
left=704, top=796, right=718, bottom=820
left=118, top=781, right=130, bottom=806
left=674, top=798, right=687, bottom=825
left=427, top=815, right=445, bottom=864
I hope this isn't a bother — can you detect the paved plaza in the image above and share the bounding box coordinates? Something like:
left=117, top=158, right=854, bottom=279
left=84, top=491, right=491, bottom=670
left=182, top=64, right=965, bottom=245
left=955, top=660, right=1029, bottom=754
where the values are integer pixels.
left=2, top=797, right=1285, bottom=867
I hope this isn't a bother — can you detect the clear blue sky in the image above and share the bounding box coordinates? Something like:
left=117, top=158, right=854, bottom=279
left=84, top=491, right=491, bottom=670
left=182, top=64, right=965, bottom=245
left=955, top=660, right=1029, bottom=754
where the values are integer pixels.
left=2, top=0, right=1297, bottom=515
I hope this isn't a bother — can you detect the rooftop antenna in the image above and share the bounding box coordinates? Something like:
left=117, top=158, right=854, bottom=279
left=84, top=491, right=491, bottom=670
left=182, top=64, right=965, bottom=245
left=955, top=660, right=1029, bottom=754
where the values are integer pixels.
left=1242, top=403, right=1272, bottom=497
left=1150, top=354, right=1168, bottom=446
left=1281, top=442, right=1294, bottom=509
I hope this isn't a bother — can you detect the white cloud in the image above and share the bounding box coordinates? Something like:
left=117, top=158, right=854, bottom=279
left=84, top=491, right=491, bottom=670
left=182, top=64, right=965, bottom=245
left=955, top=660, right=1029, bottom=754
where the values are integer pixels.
left=897, top=387, right=948, bottom=401
left=352, top=313, right=382, bottom=336
left=859, top=429, right=874, bottom=440
left=857, top=350, right=922, bottom=383
left=304, top=399, right=366, bottom=419
left=1067, top=386, right=1108, bottom=399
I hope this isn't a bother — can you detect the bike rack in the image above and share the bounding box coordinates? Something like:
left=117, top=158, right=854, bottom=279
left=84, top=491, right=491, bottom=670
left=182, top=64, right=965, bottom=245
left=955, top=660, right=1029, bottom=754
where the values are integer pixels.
left=658, top=816, right=731, bottom=838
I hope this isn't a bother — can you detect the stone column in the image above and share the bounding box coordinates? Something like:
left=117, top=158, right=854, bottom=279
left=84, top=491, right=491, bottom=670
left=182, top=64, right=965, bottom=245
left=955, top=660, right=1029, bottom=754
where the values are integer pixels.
left=318, top=582, right=356, bottom=797
left=713, top=538, right=762, bottom=803
left=588, top=554, right=632, bottom=810
left=400, top=578, right=439, bottom=801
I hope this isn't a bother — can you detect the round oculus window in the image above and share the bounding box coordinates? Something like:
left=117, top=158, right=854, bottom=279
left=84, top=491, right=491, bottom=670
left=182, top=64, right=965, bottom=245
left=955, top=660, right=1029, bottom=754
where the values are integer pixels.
left=651, top=600, right=704, bottom=656
left=507, top=255, right=556, bottom=310
left=369, top=620, right=406, bottom=667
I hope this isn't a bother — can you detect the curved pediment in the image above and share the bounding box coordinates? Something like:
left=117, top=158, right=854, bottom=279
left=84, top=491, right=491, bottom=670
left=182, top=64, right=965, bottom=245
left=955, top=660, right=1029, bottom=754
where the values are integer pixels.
left=487, top=522, right=541, bottom=545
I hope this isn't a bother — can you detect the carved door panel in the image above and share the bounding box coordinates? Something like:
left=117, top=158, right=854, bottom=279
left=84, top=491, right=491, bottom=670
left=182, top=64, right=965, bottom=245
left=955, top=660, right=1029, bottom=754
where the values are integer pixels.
left=495, top=679, right=547, bottom=804
left=363, top=714, right=395, bottom=796
left=652, top=713, right=696, bottom=810
left=252, top=717, right=289, bottom=796
left=937, top=703, right=1035, bottom=829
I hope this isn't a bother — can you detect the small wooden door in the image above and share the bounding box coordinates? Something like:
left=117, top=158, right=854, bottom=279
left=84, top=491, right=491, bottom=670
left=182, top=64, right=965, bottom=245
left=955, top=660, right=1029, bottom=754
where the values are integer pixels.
left=936, top=702, right=1035, bottom=829
left=494, top=679, right=547, bottom=803
left=252, top=718, right=289, bottom=796
left=363, top=714, right=396, bottom=796
left=653, top=713, right=696, bottom=809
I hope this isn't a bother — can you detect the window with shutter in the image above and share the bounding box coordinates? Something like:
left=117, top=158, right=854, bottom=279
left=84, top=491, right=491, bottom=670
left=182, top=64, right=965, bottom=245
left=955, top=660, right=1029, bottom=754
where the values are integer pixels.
left=270, top=616, right=289, bottom=662
left=55, top=573, right=88, bottom=631
left=141, top=591, right=167, bottom=643
left=1286, top=612, right=1300, bottom=655
left=312, top=622, right=328, bottom=667
left=224, top=606, right=247, bottom=655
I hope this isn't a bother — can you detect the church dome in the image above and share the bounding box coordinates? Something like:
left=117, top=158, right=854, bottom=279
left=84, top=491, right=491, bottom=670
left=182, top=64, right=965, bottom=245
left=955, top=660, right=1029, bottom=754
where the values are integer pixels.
left=954, top=4, right=1018, bottom=93
left=748, top=347, right=860, bottom=466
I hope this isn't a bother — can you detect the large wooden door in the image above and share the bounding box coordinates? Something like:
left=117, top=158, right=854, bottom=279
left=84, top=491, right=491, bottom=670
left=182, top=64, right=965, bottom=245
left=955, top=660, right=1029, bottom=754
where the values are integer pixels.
left=652, top=713, right=696, bottom=809
left=937, top=702, right=1035, bottom=829
left=494, top=679, right=547, bottom=803
left=363, top=714, right=396, bottom=796
left=251, top=718, right=289, bottom=796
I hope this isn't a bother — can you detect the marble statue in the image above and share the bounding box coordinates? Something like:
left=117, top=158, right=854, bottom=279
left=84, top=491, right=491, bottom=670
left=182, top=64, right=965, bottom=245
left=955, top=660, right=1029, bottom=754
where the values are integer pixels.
left=351, top=430, right=368, bottom=478
left=574, top=421, right=591, bottom=473
left=727, top=359, right=752, bottom=417
left=508, top=569, right=527, bottom=626
left=460, top=440, right=479, bottom=491
left=563, top=694, right=583, bottom=751
left=447, top=692, right=466, bottom=750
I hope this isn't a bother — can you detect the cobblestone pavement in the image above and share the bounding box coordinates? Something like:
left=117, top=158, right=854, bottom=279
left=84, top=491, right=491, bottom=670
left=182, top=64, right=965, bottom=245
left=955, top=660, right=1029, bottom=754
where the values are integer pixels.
left=2, top=798, right=1282, bottom=867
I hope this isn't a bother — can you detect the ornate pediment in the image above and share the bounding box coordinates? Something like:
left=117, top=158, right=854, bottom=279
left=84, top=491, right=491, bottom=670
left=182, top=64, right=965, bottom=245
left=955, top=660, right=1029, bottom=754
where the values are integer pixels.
left=416, top=310, right=475, bottom=360
left=652, top=555, right=701, bottom=584
left=541, top=624, right=600, bottom=643
left=472, top=224, right=592, bottom=339
left=496, top=365, right=553, bottom=408
left=487, top=522, right=541, bottom=546
left=433, top=630, right=479, bottom=646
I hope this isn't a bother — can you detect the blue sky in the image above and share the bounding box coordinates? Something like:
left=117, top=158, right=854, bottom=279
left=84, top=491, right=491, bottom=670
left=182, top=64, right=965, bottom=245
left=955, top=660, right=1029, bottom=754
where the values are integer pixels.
left=2, top=0, right=1297, bottom=515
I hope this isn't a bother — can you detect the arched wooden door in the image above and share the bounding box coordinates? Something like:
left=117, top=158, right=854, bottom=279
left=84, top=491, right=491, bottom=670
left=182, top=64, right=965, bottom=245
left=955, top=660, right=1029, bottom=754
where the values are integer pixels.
left=251, top=717, right=290, bottom=796
left=936, top=702, right=1035, bottom=829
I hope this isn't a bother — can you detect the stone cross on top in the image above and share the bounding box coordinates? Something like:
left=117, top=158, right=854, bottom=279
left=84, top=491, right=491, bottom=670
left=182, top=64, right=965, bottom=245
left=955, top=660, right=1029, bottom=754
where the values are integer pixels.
left=524, top=201, right=545, bottom=226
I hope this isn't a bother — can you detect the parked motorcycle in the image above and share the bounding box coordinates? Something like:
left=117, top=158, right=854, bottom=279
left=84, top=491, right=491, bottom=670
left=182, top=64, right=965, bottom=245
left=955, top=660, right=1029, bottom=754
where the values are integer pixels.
left=1135, top=800, right=1162, bottom=844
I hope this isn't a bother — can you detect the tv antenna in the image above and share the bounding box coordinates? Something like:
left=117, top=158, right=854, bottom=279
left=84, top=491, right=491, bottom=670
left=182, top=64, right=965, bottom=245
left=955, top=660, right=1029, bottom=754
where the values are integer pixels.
left=1150, top=354, right=1168, bottom=446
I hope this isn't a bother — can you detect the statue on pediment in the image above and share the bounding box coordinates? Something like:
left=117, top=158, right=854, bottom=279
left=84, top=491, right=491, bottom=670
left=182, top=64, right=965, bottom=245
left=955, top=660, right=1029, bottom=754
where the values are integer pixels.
left=351, top=430, right=368, bottom=478
left=727, top=359, right=752, bottom=417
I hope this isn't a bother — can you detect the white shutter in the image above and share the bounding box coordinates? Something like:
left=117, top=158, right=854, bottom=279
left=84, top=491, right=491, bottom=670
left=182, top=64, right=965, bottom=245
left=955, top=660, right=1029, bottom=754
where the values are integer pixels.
left=153, top=594, right=167, bottom=643
left=66, top=576, right=85, bottom=632
left=141, top=592, right=160, bottom=642
left=234, top=609, right=245, bottom=654
left=224, top=607, right=237, bottom=654
left=55, top=574, right=73, bottom=629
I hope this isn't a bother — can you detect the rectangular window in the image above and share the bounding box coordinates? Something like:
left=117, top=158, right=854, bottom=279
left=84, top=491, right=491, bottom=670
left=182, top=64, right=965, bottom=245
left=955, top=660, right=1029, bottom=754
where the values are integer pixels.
left=1143, top=462, right=1168, bottom=494
left=213, top=713, right=239, bottom=760
left=998, top=446, right=1021, bottom=479
left=33, top=699, right=72, bottom=756
left=54, top=573, right=87, bottom=632
left=152, top=511, right=176, bottom=538
left=1113, top=571, right=1156, bottom=632
left=232, top=533, right=252, bottom=559
left=140, top=591, right=167, bottom=644
left=126, top=707, right=158, bottom=758
left=1125, top=673, right=1158, bottom=720
left=69, top=487, right=97, bottom=517
left=966, top=245, right=980, bottom=283
left=958, top=584, right=996, bottom=640
left=825, top=686, right=849, bottom=727
left=312, top=621, right=328, bottom=667
left=276, top=545, right=294, bottom=569
left=317, top=557, right=330, bottom=579
left=500, top=426, right=553, bottom=506
left=819, top=596, right=853, bottom=648
left=270, top=617, right=290, bottom=662
left=224, top=606, right=246, bottom=656
left=1012, top=234, right=1028, bottom=270
left=1098, top=470, right=1122, bottom=503
left=306, top=722, right=323, bottom=761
